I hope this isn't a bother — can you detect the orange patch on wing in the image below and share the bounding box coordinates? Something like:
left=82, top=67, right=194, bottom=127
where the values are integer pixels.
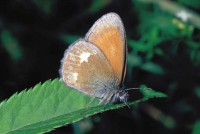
left=87, top=27, right=125, bottom=84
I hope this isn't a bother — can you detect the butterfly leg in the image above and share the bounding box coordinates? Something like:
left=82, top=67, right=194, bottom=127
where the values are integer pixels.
left=98, top=91, right=114, bottom=105
left=98, top=93, right=107, bottom=105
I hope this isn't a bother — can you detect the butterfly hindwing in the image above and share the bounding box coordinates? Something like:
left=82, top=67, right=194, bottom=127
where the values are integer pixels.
left=61, top=39, right=116, bottom=98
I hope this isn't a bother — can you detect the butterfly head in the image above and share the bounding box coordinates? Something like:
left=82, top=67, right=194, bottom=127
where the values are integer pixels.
left=112, top=88, right=129, bottom=103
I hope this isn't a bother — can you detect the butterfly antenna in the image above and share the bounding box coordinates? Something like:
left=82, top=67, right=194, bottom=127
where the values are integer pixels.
left=125, top=87, right=152, bottom=91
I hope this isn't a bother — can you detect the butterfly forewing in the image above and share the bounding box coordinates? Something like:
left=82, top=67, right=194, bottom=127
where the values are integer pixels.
left=61, top=39, right=115, bottom=98
left=85, top=13, right=127, bottom=85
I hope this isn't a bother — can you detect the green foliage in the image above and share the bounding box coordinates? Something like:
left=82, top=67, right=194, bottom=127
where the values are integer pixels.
left=32, top=0, right=53, bottom=14
left=0, top=79, right=166, bottom=134
left=194, top=87, right=200, bottom=98
left=187, top=41, right=200, bottom=66
left=128, top=0, right=200, bottom=75
left=130, top=1, right=200, bottom=132
left=0, top=30, right=23, bottom=61
left=128, top=53, right=164, bottom=75
left=178, top=0, right=200, bottom=9
left=141, top=62, right=165, bottom=75
left=60, top=34, right=81, bottom=44
left=192, top=120, right=200, bottom=134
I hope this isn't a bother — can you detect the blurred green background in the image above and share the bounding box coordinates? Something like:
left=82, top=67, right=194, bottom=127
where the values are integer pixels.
left=0, top=0, right=200, bottom=134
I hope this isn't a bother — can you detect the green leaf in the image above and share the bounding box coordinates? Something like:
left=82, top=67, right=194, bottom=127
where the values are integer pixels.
left=60, top=34, right=81, bottom=44
left=139, top=85, right=167, bottom=99
left=0, top=78, right=166, bottom=134
left=178, top=0, right=200, bottom=9
left=194, top=87, right=200, bottom=98
left=128, top=54, right=142, bottom=67
left=192, top=120, right=200, bottom=134
left=32, top=0, right=53, bottom=14
left=141, top=62, right=165, bottom=75
left=1, top=30, right=23, bottom=61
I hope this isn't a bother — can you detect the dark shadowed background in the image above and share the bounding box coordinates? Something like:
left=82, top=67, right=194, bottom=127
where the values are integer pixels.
left=1, top=0, right=200, bottom=134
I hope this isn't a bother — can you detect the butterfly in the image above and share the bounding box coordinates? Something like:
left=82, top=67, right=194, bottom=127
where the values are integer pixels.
left=60, top=12, right=129, bottom=105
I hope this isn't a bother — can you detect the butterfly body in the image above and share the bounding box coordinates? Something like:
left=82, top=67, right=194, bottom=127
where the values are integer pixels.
left=60, top=13, right=128, bottom=104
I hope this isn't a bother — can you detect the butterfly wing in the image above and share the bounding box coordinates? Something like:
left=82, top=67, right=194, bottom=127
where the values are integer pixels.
left=60, top=39, right=115, bottom=98
left=85, top=13, right=127, bottom=85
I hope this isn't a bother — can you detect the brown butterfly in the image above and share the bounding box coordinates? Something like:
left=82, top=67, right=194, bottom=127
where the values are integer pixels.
left=60, top=13, right=129, bottom=104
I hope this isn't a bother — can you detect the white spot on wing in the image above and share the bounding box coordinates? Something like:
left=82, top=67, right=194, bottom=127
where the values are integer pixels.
left=80, top=52, right=91, bottom=63
left=72, top=73, right=78, bottom=82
